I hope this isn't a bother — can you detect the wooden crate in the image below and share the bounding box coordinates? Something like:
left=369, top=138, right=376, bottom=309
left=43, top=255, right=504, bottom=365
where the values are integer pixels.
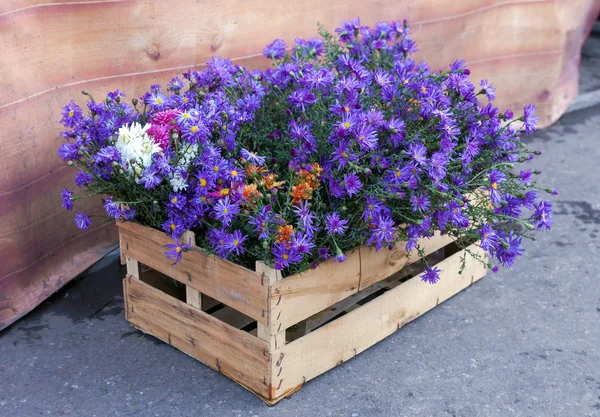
left=118, top=221, right=487, bottom=405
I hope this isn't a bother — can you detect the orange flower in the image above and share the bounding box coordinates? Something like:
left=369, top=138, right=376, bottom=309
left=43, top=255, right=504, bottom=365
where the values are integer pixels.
left=276, top=224, right=295, bottom=243
left=291, top=182, right=313, bottom=205
left=243, top=183, right=260, bottom=201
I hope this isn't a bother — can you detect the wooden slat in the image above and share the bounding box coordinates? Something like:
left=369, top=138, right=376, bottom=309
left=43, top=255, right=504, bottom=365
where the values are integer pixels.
left=358, top=232, right=453, bottom=290
left=270, top=234, right=453, bottom=332
left=118, top=221, right=268, bottom=324
left=269, top=249, right=362, bottom=334
left=269, top=244, right=488, bottom=401
left=124, top=276, right=270, bottom=398
left=256, top=262, right=286, bottom=351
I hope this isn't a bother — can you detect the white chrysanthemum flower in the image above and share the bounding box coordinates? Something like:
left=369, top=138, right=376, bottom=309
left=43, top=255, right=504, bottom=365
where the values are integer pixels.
left=169, top=168, right=189, bottom=192
left=180, top=144, right=199, bottom=168
left=115, top=123, right=160, bottom=172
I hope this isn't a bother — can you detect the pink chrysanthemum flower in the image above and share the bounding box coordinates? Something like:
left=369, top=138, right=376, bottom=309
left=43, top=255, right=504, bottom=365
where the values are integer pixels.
left=147, top=109, right=181, bottom=150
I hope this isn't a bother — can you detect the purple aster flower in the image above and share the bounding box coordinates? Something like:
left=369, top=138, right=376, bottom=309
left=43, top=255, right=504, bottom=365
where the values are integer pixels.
left=94, top=146, right=121, bottom=165
left=272, top=242, right=303, bottom=270
left=479, top=79, right=496, bottom=101
left=147, top=91, right=168, bottom=110
left=521, top=190, right=538, bottom=210
left=408, top=142, right=428, bottom=166
left=60, top=100, right=83, bottom=128
left=208, top=228, right=229, bottom=258
left=213, top=196, right=240, bottom=226
left=519, top=169, right=533, bottom=186
left=335, top=18, right=362, bottom=42
left=410, top=193, right=431, bottom=213
left=479, top=223, right=499, bottom=252
left=122, top=207, right=136, bottom=221
left=74, top=212, right=90, bottom=230
left=241, top=148, right=266, bottom=166
left=288, top=88, right=317, bottom=112
left=343, top=173, right=362, bottom=196
left=164, top=237, right=192, bottom=265
left=533, top=200, right=553, bottom=230
left=334, top=248, right=347, bottom=263
left=263, top=39, right=287, bottom=59
left=355, top=123, right=378, bottom=151
left=291, top=232, right=316, bottom=254
left=318, top=247, right=331, bottom=260
left=168, top=193, right=187, bottom=211
left=103, top=198, right=121, bottom=219
left=225, top=230, right=248, bottom=256
left=61, top=189, right=74, bottom=210
left=488, top=170, right=506, bottom=205
left=162, top=217, right=186, bottom=237
left=367, top=215, right=396, bottom=250
left=325, top=212, right=349, bottom=235
left=58, top=143, right=80, bottom=161
left=249, top=206, right=274, bottom=240
left=495, top=232, right=524, bottom=267
left=522, top=104, right=539, bottom=135
left=139, top=167, right=162, bottom=189
left=421, top=266, right=441, bottom=284
left=428, top=151, right=448, bottom=180
left=74, top=171, right=93, bottom=188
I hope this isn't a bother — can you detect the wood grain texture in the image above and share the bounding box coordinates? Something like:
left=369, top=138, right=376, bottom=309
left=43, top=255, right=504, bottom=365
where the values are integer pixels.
left=118, top=221, right=268, bottom=324
left=269, top=233, right=453, bottom=332
left=269, top=244, right=489, bottom=401
left=124, top=275, right=270, bottom=397
left=1, top=0, right=598, bottom=330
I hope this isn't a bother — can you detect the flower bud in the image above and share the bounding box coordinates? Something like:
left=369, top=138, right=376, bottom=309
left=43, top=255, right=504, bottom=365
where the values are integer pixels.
left=67, top=160, right=74, bottom=166
left=132, top=98, right=138, bottom=106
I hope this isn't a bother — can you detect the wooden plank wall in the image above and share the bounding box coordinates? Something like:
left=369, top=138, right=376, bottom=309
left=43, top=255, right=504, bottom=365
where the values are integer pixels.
left=1, top=0, right=598, bottom=330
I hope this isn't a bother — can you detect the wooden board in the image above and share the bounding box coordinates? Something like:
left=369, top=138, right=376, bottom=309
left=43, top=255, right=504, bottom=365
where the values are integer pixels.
left=269, top=233, right=454, bottom=332
left=269, top=244, right=488, bottom=401
left=118, top=221, right=268, bottom=324
left=124, top=275, right=270, bottom=398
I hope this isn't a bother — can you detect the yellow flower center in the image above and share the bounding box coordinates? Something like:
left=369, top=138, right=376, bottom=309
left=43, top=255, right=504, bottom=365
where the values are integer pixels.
left=182, top=113, right=190, bottom=119
left=170, top=223, right=176, bottom=231
left=201, top=196, right=207, bottom=202
left=199, top=178, right=207, bottom=186
left=171, top=197, right=177, bottom=203
left=491, top=182, right=497, bottom=189
left=222, top=125, right=227, bottom=131
left=233, top=239, right=239, bottom=246
left=68, top=110, right=74, bottom=117
left=175, top=246, right=182, bottom=253
left=213, top=166, right=219, bottom=172
left=421, top=86, right=427, bottom=93
left=344, top=106, right=350, bottom=112
left=231, top=170, right=238, bottom=177
left=220, top=188, right=230, bottom=196
left=343, top=122, right=351, bottom=129
left=156, top=98, right=163, bottom=104
left=191, top=125, right=198, bottom=133
left=369, top=204, right=374, bottom=210
left=183, top=97, right=188, bottom=103
left=395, top=170, right=401, bottom=177
left=283, top=254, right=289, bottom=260
left=223, top=208, right=228, bottom=214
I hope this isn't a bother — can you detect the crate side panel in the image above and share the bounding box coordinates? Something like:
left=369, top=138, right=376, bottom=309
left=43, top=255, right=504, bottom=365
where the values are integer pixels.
left=358, top=232, right=454, bottom=291
left=270, top=244, right=488, bottom=399
left=118, top=222, right=268, bottom=324
left=124, top=276, right=270, bottom=398
left=269, top=249, right=361, bottom=333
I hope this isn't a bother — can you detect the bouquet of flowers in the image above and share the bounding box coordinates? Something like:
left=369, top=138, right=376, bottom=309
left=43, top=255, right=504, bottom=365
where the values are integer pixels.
left=58, top=18, right=554, bottom=281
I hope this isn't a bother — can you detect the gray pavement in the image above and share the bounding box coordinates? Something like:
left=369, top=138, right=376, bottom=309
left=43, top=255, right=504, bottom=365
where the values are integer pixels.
left=2, top=38, right=600, bottom=417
